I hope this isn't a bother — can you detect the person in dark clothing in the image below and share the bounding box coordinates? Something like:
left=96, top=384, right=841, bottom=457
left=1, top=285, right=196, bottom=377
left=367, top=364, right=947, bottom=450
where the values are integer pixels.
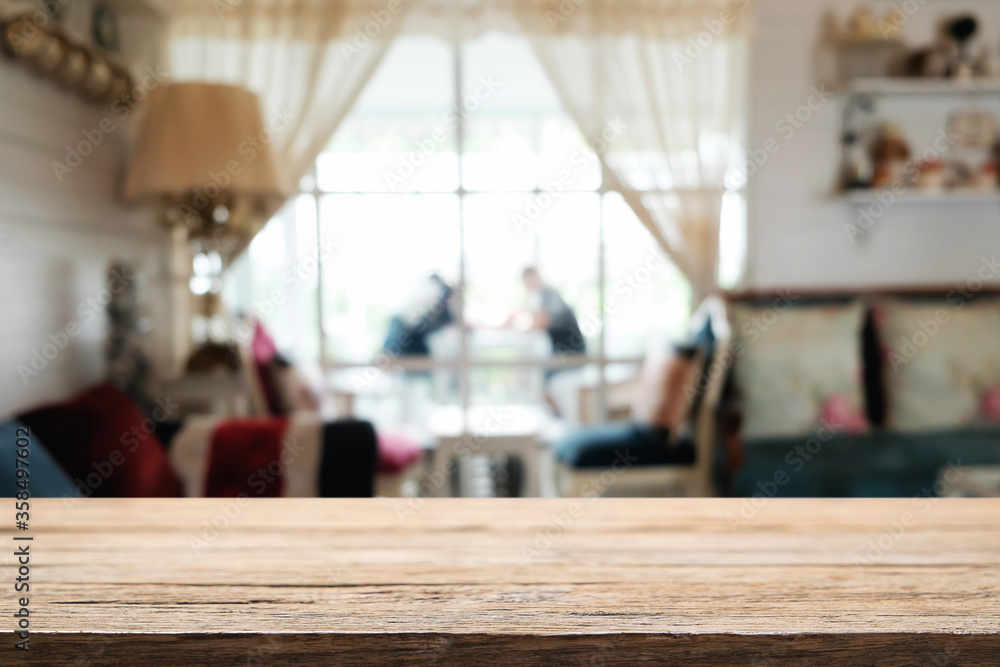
left=506, top=267, right=587, bottom=416
left=382, top=274, right=456, bottom=358
left=517, top=267, right=586, bottom=370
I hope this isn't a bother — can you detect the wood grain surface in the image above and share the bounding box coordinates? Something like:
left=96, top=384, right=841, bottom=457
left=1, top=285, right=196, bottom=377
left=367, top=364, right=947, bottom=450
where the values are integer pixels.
left=5, top=498, right=999, bottom=665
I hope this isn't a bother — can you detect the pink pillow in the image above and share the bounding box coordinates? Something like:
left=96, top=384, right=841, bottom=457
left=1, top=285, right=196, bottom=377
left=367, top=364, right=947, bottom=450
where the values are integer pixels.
left=820, top=393, right=867, bottom=435
left=251, top=320, right=278, bottom=363
left=250, top=321, right=284, bottom=415
left=376, top=431, right=423, bottom=475
left=982, top=386, right=1000, bottom=423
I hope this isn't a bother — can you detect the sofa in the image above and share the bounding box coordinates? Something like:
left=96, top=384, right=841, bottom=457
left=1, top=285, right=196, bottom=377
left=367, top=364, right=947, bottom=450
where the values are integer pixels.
left=2, top=383, right=381, bottom=498
left=720, top=288, right=1000, bottom=498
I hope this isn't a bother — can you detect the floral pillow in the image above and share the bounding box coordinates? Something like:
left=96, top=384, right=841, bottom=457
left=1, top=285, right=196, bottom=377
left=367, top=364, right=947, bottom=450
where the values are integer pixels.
left=876, top=299, right=1000, bottom=431
left=731, top=301, right=868, bottom=440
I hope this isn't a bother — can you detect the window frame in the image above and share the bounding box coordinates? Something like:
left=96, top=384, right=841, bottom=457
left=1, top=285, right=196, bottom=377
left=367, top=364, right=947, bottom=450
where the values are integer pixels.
left=294, top=38, right=694, bottom=423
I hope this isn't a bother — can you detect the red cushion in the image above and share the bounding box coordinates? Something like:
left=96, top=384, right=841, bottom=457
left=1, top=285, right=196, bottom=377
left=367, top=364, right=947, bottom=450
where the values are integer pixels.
left=251, top=321, right=285, bottom=416
left=18, top=384, right=182, bottom=497
left=204, top=418, right=288, bottom=497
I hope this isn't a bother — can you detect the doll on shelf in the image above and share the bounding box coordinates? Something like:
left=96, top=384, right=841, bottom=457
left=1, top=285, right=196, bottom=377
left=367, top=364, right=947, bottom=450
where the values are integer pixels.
left=870, top=122, right=911, bottom=189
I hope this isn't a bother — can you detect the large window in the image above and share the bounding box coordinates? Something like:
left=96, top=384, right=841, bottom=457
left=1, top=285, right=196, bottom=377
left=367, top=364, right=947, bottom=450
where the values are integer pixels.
left=229, top=33, right=709, bottom=432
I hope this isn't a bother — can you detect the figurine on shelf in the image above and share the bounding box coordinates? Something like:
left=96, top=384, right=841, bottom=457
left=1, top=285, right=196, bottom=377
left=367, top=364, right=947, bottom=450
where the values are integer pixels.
left=915, top=159, right=946, bottom=192
left=947, top=162, right=973, bottom=190
left=870, top=123, right=911, bottom=189
left=946, top=15, right=979, bottom=80
left=900, top=16, right=988, bottom=79
left=836, top=6, right=907, bottom=81
left=974, top=46, right=998, bottom=79
left=950, top=109, right=997, bottom=149
left=844, top=7, right=883, bottom=42
left=972, top=161, right=999, bottom=191
left=842, top=131, right=873, bottom=190
left=878, top=6, right=908, bottom=41
left=903, top=25, right=955, bottom=79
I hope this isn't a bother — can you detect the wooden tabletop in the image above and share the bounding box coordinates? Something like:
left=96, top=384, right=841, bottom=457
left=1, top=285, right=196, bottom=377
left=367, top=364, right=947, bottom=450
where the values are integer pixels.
left=9, top=499, right=1000, bottom=665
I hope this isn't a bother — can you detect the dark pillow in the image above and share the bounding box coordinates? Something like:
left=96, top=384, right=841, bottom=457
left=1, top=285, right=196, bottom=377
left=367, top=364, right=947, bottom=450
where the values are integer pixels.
left=862, top=307, right=886, bottom=428
left=18, top=384, right=182, bottom=497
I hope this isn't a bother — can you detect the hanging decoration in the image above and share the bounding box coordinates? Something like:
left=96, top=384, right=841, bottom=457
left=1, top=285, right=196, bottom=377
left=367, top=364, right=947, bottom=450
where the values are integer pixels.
left=0, top=14, right=135, bottom=106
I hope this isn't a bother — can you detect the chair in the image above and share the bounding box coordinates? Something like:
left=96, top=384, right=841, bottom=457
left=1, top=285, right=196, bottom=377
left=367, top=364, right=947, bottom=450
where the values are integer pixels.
left=552, top=306, right=730, bottom=498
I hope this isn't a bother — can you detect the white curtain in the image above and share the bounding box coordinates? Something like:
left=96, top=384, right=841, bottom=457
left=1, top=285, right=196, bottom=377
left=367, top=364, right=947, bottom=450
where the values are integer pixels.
left=164, top=0, right=746, bottom=300
left=513, top=0, right=749, bottom=302
left=165, top=0, right=411, bottom=188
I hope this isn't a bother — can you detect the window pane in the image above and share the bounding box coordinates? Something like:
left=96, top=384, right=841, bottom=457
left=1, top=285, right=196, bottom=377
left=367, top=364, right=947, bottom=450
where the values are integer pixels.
left=328, top=366, right=460, bottom=435
left=463, top=192, right=600, bottom=361
left=319, top=194, right=460, bottom=363
left=319, top=36, right=457, bottom=192
left=602, top=192, right=690, bottom=359
left=718, top=190, right=746, bottom=289
left=224, top=195, right=320, bottom=364
left=471, top=364, right=600, bottom=426
left=461, top=33, right=599, bottom=191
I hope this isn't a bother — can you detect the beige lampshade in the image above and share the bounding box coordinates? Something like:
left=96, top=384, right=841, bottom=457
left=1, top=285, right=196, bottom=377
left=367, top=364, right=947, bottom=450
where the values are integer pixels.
left=124, top=83, right=292, bottom=203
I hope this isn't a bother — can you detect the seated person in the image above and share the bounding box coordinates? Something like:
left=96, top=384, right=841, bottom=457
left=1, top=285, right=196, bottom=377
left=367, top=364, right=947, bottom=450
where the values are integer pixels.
left=508, top=267, right=586, bottom=414
left=512, top=266, right=586, bottom=365
left=383, top=274, right=456, bottom=358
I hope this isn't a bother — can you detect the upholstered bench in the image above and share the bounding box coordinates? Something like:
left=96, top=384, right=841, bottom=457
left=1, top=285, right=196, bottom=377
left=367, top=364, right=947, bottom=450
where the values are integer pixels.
left=553, top=425, right=698, bottom=497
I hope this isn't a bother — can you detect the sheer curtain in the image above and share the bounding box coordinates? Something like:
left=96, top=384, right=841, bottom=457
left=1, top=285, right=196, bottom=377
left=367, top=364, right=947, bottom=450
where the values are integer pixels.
left=165, top=0, right=412, bottom=189
left=514, top=0, right=749, bottom=302
left=164, top=0, right=746, bottom=301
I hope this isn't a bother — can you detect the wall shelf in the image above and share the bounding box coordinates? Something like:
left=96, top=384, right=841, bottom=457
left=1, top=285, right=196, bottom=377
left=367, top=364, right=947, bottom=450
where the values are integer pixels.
left=98, top=0, right=171, bottom=18
left=844, top=190, right=1000, bottom=205
left=845, top=78, right=1000, bottom=97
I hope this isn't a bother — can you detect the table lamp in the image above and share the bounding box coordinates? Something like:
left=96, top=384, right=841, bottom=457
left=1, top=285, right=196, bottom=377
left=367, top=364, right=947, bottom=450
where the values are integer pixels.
left=124, top=83, right=292, bottom=363
left=124, top=83, right=290, bottom=257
